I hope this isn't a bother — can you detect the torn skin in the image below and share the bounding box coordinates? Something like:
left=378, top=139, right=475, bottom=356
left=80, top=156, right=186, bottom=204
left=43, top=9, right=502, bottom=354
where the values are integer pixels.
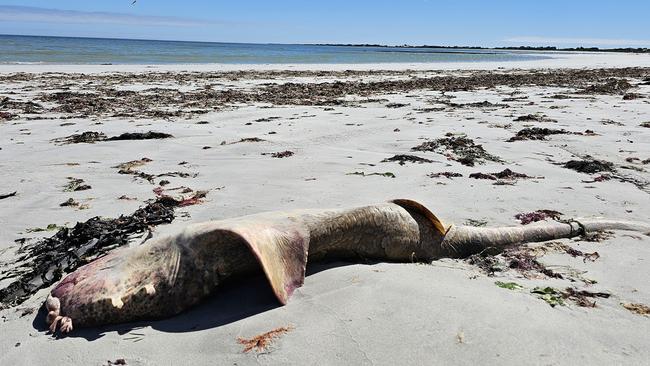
left=41, top=199, right=650, bottom=333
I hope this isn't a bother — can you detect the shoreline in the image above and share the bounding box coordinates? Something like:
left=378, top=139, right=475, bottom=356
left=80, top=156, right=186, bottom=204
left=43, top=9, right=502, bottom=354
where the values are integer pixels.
left=1, top=52, right=649, bottom=74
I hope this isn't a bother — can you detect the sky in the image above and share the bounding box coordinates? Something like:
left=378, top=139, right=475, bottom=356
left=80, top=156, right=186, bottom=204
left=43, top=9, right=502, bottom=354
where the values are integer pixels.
left=0, top=0, right=649, bottom=47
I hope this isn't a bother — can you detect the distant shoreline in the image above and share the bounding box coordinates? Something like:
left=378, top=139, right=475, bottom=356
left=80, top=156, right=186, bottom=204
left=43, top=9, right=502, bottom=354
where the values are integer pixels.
left=1, top=34, right=648, bottom=54
left=312, top=43, right=650, bottom=54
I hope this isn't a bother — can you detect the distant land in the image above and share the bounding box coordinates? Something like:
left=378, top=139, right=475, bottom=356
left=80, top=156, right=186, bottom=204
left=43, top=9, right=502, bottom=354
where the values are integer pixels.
left=313, top=44, right=650, bottom=53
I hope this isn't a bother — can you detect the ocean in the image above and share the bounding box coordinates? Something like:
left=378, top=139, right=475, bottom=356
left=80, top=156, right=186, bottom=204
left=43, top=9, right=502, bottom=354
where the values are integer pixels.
left=0, top=34, right=551, bottom=65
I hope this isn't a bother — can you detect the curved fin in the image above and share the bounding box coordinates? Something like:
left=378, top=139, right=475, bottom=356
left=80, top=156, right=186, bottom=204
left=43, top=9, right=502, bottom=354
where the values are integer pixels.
left=190, top=214, right=311, bottom=304
left=391, top=199, right=447, bottom=235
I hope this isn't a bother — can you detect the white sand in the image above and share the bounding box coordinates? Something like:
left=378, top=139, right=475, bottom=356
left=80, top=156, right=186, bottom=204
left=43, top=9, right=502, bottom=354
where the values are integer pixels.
left=1, top=54, right=649, bottom=365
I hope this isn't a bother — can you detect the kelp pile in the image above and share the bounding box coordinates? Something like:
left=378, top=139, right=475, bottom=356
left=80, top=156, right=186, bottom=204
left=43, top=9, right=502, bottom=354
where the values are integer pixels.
left=1, top=68, right=648, bottom=121
left=411, top=136, right=502, bottom=166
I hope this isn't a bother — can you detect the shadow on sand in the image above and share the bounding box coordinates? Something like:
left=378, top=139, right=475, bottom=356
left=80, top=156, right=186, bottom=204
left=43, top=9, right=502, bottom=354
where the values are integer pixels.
left=31, top=261, right=357, bottom=341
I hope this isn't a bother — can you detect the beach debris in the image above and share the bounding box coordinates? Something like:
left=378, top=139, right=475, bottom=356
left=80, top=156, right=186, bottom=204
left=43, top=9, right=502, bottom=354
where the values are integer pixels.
left=0, top=111, right=17, bottom=121
left=468, top=172, right=498, bottom=180
left=563, top=288, right=610, bottom=308
left=581, top=174, right=612, bottom=183
left=237, top=326, right=294, bottom=353
left=53, top=131, right=107, bottom=144
left=59, top=198, right=88, bottom=209
left=507, top=127, right=569, bottom=142
left=262, top=150, right=294, bottom=158
left=494, top=281, right=523, bottom=290
left=115, top=158, right=197, bottom=184
left=466, top=250, right=504, bottom=275
left=385, top=102, right=409, bottom=108
left=506, top=250, right=562, bottom=278
left=3, top=68, right=647, bottom=120
left=445, top=100, right=509, bottom=109
left=0, top=191, right=17, bottom=200
left=514, top=210, right=563, bottom=225
left=469, top=168, right=539, bottom=182
left=411, top=135, right=501, bottom=166
left=231, top=137, right=265, bottom=144
left=53, top=131, right=172, bottom=145
left=464, top=219, right=488, bottom=227
left=428, top=172, right=463, bottom=179
left=622, top=303, right=650, bottom=316
left=114, top=157, right=153, bottom=172
left=600, top=119, right=624, bottom=126
left=531, top=287, right=565, bottom=307
left=623, top=92, right=643, bottom=100
left=106, top=359, right=127, bottom=365
left=63, top=177, right=91, bottom=192
left=640, top=122, right=650, bottom=128
left=25, top=224, right=60, bottom=233
left=564, top=159, right=614, bottom=174
left=106, top=131, right=173, bottom=141
left=513, top=114, right=557, bottom=122
left=254, top=116, right=281, bottom=123
left=164, top=191, right=208, bottom=207
left=564, top=247, right=600, bottom=262
left=381, top=154, right=434, bottom=165
left=580, top=78, right=632, bottom=94
left=456, top=330, right=465, bottom=344
left=580, top=230, right=614, bottom=243
left=347, top=171, right=396, bottom=178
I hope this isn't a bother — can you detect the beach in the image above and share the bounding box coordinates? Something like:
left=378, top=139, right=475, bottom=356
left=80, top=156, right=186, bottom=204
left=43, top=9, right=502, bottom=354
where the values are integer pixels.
left=1, top=52, right=650, bottom=365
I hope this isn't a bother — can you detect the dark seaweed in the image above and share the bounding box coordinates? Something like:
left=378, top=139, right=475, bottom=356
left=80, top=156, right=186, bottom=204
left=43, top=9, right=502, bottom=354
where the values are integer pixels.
left=412, top=136, right=501, bottom=166
left=564, top=159, right=614, bottom=174
left=514, top=210, right=563, bottom=225
left=507, top=127, right=568, bottom=142
left=381, top=154, right=434, bottom=165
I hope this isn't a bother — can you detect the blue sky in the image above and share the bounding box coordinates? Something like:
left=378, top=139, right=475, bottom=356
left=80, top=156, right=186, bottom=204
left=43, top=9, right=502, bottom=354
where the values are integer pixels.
left=0, top=1, right=649, bottom=47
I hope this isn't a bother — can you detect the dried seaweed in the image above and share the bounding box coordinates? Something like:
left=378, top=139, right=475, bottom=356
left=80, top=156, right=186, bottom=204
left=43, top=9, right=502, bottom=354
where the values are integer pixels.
left=623, top=92, right=643, bottom=100
left=562, top=287, right=610, bottom=307
left=0, top=191, right=17, bottom=200
left=63, top=177, right=91, bottom=192
left=531, top=287, right=565, bottom=307
left=622, top=303, right=650, bottom=315
left=0, top=111, right=17, bottom=121
left=237, top=326, right=293, bottom=353
left=231, top=137, right=265, bottom=144
left=513, top=114, right=556, bottom=122
left=105, top=131, right=173, bottom=141
left=507, top=127, right=568, bottom=142
left=262, top=150, right=294, bottom=158
left=411, top=136, right=501, bottom=166
left=495, top=281, right=523, bottom=290
left=514, top=210, right=563, bottom=225
left=469, top=168, right=537, bottom=181
left=347, top=171, right=396, bottom=178
left=579, top=78, right=632, bottom=94
left=564, top=159, right=615, bottom=174
left=53, top=131, right=107, bottom=144
left=385, top=102, right=409, bottom=108
left=428, top=172, right=463, bottom=179
left=381, top=154, right=434, bottom=165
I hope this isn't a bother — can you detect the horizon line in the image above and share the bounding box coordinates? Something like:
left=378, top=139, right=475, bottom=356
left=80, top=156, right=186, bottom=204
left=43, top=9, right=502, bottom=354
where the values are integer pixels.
left=2, top=33, right=649, bottom=51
